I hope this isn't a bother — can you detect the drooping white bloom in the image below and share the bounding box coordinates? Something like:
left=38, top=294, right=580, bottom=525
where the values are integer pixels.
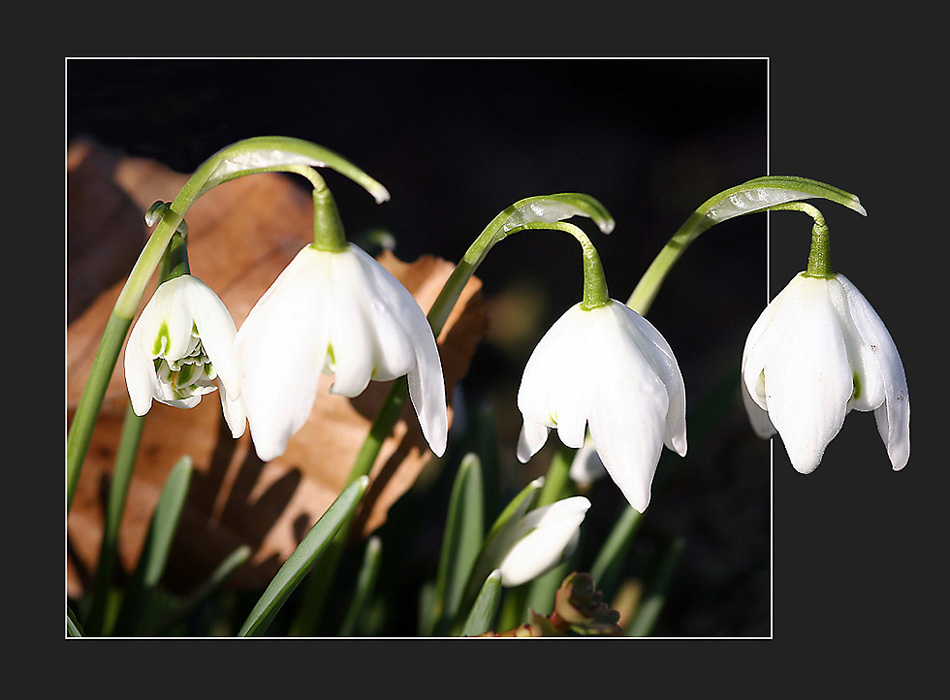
left=124, top=274, right=245, bottom=437
left=497, top=496, right=591, bottom=587
left=517, top=300, right=687, bottom=513
left=235, top=243, right=448, bottom=462
left=741, top=272, right=910, bottom=473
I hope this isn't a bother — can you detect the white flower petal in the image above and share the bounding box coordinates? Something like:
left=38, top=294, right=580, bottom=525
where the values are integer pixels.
left=741, top=273, right=808, bottom=410
left=836, top=274, right=910, bottom=469
left=350, top=245, right=448, bottom=456
left=763, top=277, right=853, bottom=473
left=325, top=253, right=376, bottom=397
left=518, top=304, right=590, bottom=445
left=582, top=303, right=668, bottom=512
left=346, top=246, right=417, bottom=380
left=618, top=303, right=688, bottom=457
left=741, top=376, right=776, bottom=439
left=588, top=387, right=666, bottom=514
left=124, top=322, right=159, bottom=416
left=218, top=378, right=247, bottom=439
left=186, top=276, right=241, bottom=400
left=825, top=278, right=885, bottom=413
left=236, top=246, right=331, bottom=461
left=161, top=277, right=201, bottom=361
left=517, top=420, right=550, bottom=463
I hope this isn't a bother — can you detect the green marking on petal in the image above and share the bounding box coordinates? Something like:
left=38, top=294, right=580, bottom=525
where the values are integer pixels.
left=852, top=372, right=861, bottom=400
left=153, top=322, right=170, bottom=356
left=177, top=363, right=195, bottom=386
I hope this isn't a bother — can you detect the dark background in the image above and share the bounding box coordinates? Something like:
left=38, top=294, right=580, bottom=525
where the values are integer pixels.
left=3, top=1, right=947, bottom=699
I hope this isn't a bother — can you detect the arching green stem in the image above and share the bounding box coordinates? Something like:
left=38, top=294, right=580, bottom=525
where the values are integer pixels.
left=769, top=201, right=833, bottom=278
left=626, top=176, right=865, bottom=315
left=67, top=137, right=387, bottom=512
left=519, top=221, right=610, bottom=310
left=427, top=193, right=615, bottom=334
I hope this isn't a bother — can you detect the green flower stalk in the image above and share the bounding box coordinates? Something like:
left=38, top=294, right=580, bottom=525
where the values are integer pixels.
left=767, top=201, right=833, bottom=278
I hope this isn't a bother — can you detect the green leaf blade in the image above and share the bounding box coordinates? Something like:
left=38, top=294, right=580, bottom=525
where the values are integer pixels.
left=338, top=536, right=383, bottom=636
left=453, top=477, right=545, bottom=630
left=112, top=455, right=193, bottom=636
left=433, top=453, right=485, bottom=635
left=238, top=476, right=369, bottom=637
left=460, top=571, right=503, bottom=637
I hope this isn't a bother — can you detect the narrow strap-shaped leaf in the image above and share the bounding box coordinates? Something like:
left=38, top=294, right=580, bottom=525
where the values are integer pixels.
left=112, top=456, right=193, bottom=636
left=626, top=536, right=686, bottom=637
left=433, top=453, right=485, bottom=635
left=484, top=477, right=545, bottom=546
left=460, top=570, right=503, bottom=637
left=453, top=478, right=544, bottom=630
left=85, top=404, right=146, bottom=636
left=238, top=476, right=369, bottom=637
left=338, top=536, right=383, bottom=636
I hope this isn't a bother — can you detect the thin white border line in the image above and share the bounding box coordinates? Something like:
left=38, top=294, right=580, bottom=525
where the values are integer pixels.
left=64, top=56, right=773, bottom=62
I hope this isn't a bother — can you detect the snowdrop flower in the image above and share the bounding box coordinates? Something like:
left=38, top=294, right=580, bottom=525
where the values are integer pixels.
left=742, top=272, right=909, bottom=473
left=124, top=274, right=245, bottom=437
left=497, top=496, right=591, bottom=587
left=517, top=300, right=687, bottom=513
left=235, top=243, right=448, bottom=462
